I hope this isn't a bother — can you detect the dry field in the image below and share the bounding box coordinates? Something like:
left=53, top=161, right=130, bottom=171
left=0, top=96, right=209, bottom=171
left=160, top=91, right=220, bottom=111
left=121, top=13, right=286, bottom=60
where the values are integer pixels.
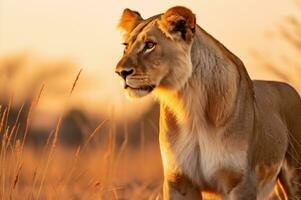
left=0, top=101, right=164, bottom=200
left=0, top=70, right=165, bottom=200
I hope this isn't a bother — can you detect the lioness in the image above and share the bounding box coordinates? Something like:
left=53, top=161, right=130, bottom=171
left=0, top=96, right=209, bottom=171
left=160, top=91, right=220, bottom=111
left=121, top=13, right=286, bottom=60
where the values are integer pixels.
left=115, top=6, right=301, bottom=200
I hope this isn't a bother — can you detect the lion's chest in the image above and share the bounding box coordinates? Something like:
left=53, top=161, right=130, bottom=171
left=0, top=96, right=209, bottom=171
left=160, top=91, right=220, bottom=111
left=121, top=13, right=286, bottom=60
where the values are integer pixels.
left=166, top=128, right=247, bottom=188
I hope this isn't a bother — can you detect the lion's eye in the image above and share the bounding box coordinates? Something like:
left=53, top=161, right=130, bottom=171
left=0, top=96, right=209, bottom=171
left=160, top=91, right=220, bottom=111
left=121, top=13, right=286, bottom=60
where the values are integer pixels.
left=143, top=41, right=156, bottom=54
left=145, top=41, right=155, bottom=49
left=122, top=42, right=129, bottom=54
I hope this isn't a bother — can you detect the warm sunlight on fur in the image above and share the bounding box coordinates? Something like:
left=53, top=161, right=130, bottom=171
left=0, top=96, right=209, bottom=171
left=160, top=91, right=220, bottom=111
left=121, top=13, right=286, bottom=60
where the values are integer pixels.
left=116, top=6, right=301, bottom=200
left=116, top=7, right=194, bottom=99
left=274, top=179, right=288, bottom=200
left=202, top=191, right=222, bottom=200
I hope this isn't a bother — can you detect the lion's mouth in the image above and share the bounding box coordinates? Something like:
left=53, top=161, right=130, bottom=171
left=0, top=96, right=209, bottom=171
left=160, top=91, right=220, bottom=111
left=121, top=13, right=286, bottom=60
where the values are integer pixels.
left=124, top=84, right=155, bottom=92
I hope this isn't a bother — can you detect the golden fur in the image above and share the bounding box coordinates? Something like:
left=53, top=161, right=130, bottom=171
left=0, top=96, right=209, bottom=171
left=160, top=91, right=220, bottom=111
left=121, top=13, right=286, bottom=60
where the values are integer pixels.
left=115, top=6, right=301, bottom=200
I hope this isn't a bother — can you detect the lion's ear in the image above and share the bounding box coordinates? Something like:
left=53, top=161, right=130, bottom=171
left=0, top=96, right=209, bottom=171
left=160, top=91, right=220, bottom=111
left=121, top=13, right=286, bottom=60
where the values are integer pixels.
left=118, top=8, right=143, bottom=34
left=160, top=6, right=196, bottom=42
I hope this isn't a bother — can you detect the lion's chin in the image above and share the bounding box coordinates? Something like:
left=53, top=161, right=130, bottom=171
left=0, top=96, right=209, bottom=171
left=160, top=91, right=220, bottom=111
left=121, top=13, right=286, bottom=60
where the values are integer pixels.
left=125, top=85, right=154, bottom=98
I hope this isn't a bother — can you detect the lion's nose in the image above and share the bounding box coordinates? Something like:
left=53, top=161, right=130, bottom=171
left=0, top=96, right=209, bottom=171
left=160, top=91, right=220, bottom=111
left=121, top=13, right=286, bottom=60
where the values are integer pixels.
left=115, top=68, right=135, bottom=80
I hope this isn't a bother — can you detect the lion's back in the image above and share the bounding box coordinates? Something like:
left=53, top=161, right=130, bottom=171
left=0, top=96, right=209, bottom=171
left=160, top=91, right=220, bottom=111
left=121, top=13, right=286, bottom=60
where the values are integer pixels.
left=253, top=80, right=301, bottom=118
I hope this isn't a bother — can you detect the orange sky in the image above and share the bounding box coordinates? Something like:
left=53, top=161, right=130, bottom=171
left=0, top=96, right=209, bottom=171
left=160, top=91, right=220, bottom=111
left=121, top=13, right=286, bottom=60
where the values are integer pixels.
left=0, top=0, right=299, bottom=120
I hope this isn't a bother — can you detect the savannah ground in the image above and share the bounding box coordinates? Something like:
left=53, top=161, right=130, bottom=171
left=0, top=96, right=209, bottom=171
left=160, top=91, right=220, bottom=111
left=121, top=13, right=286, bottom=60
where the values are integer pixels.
left=0, top=90, right=163, bottom=200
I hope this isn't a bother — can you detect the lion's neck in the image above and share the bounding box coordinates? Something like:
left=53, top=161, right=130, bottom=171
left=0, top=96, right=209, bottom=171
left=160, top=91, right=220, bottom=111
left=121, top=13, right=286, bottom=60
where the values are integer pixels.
left=156, top=27, right=254, bottom=128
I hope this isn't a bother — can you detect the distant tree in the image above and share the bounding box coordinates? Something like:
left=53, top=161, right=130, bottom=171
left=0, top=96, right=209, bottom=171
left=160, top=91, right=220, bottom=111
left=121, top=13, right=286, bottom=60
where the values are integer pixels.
left=0, top=53, right=83, bottom=145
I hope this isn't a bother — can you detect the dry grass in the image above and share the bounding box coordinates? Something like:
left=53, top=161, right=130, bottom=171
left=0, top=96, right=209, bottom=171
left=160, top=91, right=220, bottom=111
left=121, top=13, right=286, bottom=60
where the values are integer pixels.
left=0, top=71, right=163, bottom=200
left=0, top=143, right=162, bottom=199
left=0, top=111, right=163, bottom=200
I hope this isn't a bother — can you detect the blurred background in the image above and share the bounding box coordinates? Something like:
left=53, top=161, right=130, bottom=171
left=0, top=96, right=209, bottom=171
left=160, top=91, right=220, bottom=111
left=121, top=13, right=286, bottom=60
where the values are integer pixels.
left=0, top=0, right=301, bottom=199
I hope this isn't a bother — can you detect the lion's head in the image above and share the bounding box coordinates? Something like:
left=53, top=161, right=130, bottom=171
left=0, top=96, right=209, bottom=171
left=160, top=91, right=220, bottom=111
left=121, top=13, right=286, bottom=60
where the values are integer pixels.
left=115, top=6, right=196, bottom=98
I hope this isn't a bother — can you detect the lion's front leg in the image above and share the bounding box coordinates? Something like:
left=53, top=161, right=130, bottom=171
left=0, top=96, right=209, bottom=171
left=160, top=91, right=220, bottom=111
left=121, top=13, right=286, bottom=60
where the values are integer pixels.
left=222, top=173, right=257, bottom=200
left=163, top=173, right=202, bottom=200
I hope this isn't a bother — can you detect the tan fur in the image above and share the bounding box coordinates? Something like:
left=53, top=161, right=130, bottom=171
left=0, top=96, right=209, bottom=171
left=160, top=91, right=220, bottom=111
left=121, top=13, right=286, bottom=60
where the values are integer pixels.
left=160, top=6, right=196, bottom=42
left=118, top=8, right=143, bottom=39
left=115, top=6, right=301, bottom=200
